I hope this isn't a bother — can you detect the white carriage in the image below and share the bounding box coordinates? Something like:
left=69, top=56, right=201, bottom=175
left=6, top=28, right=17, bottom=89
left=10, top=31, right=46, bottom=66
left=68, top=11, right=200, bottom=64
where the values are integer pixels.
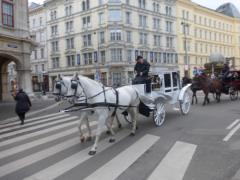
left=125, top=70, right=191, bottom=126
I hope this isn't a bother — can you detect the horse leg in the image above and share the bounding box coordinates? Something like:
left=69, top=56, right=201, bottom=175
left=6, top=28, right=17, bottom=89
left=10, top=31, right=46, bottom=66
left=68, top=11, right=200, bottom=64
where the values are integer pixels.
left=202, top=91, right=207, bottom=106
left=77, top=113, right=88, bottom=143
left=106, top=116, right=113, bottom=134
left=89, top=114, right=107, bottom=155
left=116, top=115, right=122, bottom=128
left=85, top=112, right=92, bottom=141
left=217, top=88, right=221, bottom=103
left=195, top=93, right=198, bottom=104
left=105, top=119, right=116, bottom=143
left=191, top=93, right=194, bottom=105
left=128, top=106, right=138, bottom=136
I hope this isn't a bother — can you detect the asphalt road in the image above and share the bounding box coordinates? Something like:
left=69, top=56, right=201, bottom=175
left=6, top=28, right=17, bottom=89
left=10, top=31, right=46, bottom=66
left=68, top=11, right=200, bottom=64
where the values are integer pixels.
left=0, top=91, right=240, bottom=180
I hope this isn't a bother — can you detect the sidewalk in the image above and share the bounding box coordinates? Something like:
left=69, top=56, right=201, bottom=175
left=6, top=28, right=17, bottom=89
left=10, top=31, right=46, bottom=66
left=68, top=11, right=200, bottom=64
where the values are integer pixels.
left=0, top=99, right=62, bottom=124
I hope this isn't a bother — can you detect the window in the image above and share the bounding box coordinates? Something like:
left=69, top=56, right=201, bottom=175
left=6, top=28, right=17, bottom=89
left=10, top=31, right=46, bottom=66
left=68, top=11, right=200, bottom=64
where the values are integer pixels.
left=166, top=21, right=172, bottom=31
left=153, top=18, right=160, bottom=29
left=40, top=33, right=43, bottom=42
left=167, top=37, right=173, bottom=47
left=195, top=43, right=197, bottom=52
left=188, top=57, right=190, bottom=64
left=209, top=32, right=212, bottom=40
left=205, top=31, right=207, bottom=39
left=41, top=49, right=44, bottom=59
left=86, top=0, right=90, bottom=9
left=40, top=17, right=43, bottom=26
left=154, top=35, right=161, bottom=46
left=65, top=7, right=69, bottom=16
left=67, top=55, right=75, bottom=67
left=209, top=20, right=211, bottom=27
left=139, top=15, right=147, bottom=27
left=214, top=21, right=216, bottom=28
left=139, top=51, right=148, bottom=61
left=66, top=38, right=74, bottom=49
left=195, top=29, right=197, bottom=37
left=166, top=54, right=174, bottom=64
left=66, top=21, right=73, bottom=32
left=52, top=58, right=59, bottom=68
left=184, top=56, right=187, bottom=64
left=51, top=41, right=58, bottom=52
left=100, top=32, right=105, bottom=43
left=2, top=2, right=13, bottom=27
left=138, top=0, right=146, bottom=9
left=205, top=45, right=207, bottom=53
left=156, top=4, right=160, bottom=13
left=200, top=44, right=202, bottom=53
left=187, top=42, right=190, bottom=51
left=215, top=46, right=217, bottom=52
left=210, top=46, right=212, bottom=54
left=223, top=35, right=225, bottom=42
left=223, top=23, right=225, bottom=30
left=65, top=6, right=72, bottom=16
left=127, top=50, right=132, bottom=62
left=215, top=33, right=217, bottom=41
left=182, top=11, right=185, bottom=19
left=83, top=35, right=91, bottom=46
left=139, top=33, right=147, bottom=44
left=51, top=25, right=58, bottom=36
left=99, top=0, right=103, bottom=5
left=205, top=58, right=207, bottom=63
left=227, top=25, right=229, bottom=31
left=153, top=3, right=156, bottom=12
left=34, top=50, right=37, bottom=60
left=199, top=17, right=201, bottom=24
left=41, top=64, right=45, bottom=71
left=101, top=73, right=107, bottom=85
left=200, top=30, right=202, bottom=38
left=183, top=41, right=186, bottom=51
left=99, top=13, right=105, bottom=24
left=51, top=11, right=57, bottom=20
left=33, top=19, right=36, bottom=28
left=110, top=29, right=122, bottom=41
left=219, top=34, right=221, bottom=42
left=126, top=0, right=130, bottom=5
left=126, top=31, right=131, bottom=42
left=84, top=53, right=93, bottom=64
left=83, top=17, right=91, bottom=28
left=126, top=12, right=130, bottom=24
left=186, top=12, right=189, bottom=20
left=219, top=22, right=221, bottom=29
left=194, top=15, right=196, bottom=23
left=110, top=10, right=121, bottom=21
left=111, top=49, right=122, bottom=61
left=187, top=26, right=189, bottom=35
left=82, top=1, right=86, bottom=11
left=154, top=52, right=162, bottom=63
left=166, top=7, right=171, bottom=15
left=204, top=18, right=206, bottom=25
left=35, top=65, right=38, bottom=73
left=100, top=51, right=105, bottom=63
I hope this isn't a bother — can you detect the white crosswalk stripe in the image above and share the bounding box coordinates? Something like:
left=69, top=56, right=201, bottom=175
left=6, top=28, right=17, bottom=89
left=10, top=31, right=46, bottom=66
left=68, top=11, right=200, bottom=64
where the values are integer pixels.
left=0, top=113, right=197, bottom=180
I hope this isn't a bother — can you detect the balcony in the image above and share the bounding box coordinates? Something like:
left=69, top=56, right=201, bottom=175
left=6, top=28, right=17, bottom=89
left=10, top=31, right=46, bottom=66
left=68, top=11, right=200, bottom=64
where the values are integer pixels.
left=108, top=1, right=121, bottom=6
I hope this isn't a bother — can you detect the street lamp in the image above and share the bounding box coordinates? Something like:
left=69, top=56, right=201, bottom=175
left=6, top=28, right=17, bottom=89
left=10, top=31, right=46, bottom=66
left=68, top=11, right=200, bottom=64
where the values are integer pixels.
left=181, top=19, right=189, bottom=77
left=94, top=30, right=100, bottom=82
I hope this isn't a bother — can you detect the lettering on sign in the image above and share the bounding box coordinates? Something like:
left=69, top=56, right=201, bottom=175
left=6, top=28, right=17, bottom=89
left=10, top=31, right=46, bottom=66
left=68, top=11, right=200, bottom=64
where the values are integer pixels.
left=84, top=68, right=92, bottom=72
left=111, top=67, right=123, bottom=71
left=7, top=44, right=17, bottom=48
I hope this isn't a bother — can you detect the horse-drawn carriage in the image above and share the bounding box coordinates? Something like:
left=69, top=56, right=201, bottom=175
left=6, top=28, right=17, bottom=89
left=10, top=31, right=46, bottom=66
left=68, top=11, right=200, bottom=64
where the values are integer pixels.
left=125, top=70, right=191, bottom=126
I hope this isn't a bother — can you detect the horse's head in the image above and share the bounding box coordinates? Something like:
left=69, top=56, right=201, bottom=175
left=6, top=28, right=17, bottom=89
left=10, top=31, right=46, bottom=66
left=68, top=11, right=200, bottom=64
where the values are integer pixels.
left=67, top=73, right=83, bottom=104
left=53, top=74, right=69, bottom=102
left=182, top=77, right=192, bottom=87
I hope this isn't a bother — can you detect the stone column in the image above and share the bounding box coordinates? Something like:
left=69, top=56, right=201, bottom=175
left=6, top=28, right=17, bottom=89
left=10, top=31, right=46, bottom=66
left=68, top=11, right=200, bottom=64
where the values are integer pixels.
left=1, top=72, right=12, bottom=101
left=49, top=76, right=53, bottom=92
left=16, top=70, right=34, bottom=97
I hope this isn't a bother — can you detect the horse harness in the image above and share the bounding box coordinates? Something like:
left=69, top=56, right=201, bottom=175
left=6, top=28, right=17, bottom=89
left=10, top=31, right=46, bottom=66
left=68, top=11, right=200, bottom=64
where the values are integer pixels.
left=53, top=78, right=68, bottom=97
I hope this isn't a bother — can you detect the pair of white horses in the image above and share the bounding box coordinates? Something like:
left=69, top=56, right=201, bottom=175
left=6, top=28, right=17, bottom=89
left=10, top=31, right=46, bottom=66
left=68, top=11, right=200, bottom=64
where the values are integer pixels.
left=53, top=73, right=140, bottom=155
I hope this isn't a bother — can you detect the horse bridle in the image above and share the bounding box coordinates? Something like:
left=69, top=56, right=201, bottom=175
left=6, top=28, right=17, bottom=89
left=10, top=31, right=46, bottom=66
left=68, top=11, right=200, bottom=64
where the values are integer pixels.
left=53, top=78, right=68, bottom=97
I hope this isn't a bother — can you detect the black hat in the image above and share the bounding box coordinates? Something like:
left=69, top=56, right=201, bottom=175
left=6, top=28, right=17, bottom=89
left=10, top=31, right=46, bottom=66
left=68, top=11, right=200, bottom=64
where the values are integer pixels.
left=224, top=63, right=227, bottom=65
left=137, top=55, right=143, bottom=60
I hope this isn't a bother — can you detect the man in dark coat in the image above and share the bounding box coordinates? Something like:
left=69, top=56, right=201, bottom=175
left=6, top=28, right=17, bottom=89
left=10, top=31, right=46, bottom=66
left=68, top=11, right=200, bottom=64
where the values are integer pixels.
left=15, top=89, right=32, bottom=125
left=220, top=63, right=230, bottom=82
left=133, top=56, right=151, bottom=84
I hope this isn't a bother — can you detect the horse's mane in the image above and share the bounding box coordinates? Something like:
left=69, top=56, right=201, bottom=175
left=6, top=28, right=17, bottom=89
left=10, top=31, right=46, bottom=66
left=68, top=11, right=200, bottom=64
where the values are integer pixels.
left=77, top=75, right=103, bottom=87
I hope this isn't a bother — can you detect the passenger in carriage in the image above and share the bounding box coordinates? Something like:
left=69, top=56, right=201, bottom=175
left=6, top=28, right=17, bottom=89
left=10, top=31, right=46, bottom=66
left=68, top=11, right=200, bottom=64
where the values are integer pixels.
left=133, top=56, right=151, bottom=84
left=220, top=63, right=230, bottom=82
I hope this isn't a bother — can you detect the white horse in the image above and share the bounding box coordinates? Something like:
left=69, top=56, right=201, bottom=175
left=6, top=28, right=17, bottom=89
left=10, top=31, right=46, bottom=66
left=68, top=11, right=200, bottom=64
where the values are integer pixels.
left=53, top=74, right=122, bottom=142
left=67, top=73, right=140, bottom=155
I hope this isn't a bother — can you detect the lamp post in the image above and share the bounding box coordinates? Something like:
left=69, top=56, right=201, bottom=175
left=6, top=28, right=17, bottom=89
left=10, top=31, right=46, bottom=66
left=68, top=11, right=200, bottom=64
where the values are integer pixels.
left=94, top=30, right=100, bottom=82
left=181, top=19, right=189, bottom=77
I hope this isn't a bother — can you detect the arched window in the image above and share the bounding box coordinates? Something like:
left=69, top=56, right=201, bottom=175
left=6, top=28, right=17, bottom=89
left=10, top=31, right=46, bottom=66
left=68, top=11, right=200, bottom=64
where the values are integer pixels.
left=169, top=7, right=171, bottom=16
left=51, top=12, right=54, bottom=20
left=153, top=3, right=155, bottom=12
left=69, top=6, right=72, bottom=14
left=82, top=1, right=85, bottom=11
left=54, top=11, right=57, bottom=19
left=157, top=4, right=159, bottom=12
left=65, top=7, right=69, bottom=16
left=138, top=0, right=141, bottom=8
left=86, top=0, right=89, bottom=9
left=143, top=0, right=145, bottom=9
left=166, top=7, right=168, bottom=15
left=33, top=19, right=36, bottom=28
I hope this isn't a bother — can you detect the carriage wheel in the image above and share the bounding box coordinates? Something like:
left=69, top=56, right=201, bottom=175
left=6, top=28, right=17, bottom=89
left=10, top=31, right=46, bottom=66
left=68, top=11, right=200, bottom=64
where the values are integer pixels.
left=124, top=114, right=132, bottom=124
left=153, top=103, right=165, bottom=127
left=230, top=87, right=238, bottom=101
left=180, top=92, right=191, bottom=115
left=212, top=93, right=217, bottom=100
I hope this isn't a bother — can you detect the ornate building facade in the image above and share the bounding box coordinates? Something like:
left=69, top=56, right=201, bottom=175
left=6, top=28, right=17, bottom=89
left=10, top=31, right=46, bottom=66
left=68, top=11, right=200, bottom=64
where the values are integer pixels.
left=44, top=0, right=178, bottom=91
left=177, top=0, right=240, bottom=78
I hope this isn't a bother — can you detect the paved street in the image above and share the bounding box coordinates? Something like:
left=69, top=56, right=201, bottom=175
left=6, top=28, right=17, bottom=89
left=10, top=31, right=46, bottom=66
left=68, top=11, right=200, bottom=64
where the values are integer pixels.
left=0, top=91, right=240, bottom=180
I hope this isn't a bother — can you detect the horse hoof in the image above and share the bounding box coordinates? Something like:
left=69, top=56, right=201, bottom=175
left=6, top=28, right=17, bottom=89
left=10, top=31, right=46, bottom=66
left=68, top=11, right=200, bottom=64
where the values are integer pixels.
left=136, top=126, right=139, bottom=130
left=130, top=133, right=135, bottom=136
left=89, top=151, right=96, bottom=155
left=118, top=124, right=122, bottom=128
left=106, top=130, right=110, bottom=134
left=86, top=137, right=91, bottom=141
left=109, top=139, right=115, bottom=143
left=80, top=137, right=85, bottom=143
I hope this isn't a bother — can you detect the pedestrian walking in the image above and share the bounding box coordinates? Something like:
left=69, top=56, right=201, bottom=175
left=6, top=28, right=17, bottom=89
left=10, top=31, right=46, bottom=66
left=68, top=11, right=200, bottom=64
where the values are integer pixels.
left=15, top=89, right=32, bottom=125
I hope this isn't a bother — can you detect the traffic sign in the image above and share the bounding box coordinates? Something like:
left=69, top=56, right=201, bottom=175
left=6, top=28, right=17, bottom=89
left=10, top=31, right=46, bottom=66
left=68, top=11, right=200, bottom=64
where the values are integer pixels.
left=95, top=70, right=99, bottom=79
left=193, top=70, right=197, bottom=75
left=199, top=70, right=203, bottom=74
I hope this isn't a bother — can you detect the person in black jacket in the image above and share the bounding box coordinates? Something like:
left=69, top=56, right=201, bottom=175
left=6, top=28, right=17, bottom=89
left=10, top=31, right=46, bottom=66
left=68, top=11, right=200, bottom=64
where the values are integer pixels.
left=220, top=63, right=230, bottom=82
left=15, top=89, right=32, bottom=125
left=133, top=56, right=151, bottom=84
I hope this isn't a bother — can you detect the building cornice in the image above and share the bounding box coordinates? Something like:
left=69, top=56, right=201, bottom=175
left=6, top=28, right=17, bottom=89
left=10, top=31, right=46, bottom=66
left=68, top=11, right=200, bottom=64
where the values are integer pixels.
left=29, top=6, right=44, bottom=15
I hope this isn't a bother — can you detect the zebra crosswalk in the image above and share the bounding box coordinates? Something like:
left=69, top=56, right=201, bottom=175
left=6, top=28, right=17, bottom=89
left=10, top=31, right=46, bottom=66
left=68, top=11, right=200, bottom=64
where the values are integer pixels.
left=0, top=113, right=197, bottom=180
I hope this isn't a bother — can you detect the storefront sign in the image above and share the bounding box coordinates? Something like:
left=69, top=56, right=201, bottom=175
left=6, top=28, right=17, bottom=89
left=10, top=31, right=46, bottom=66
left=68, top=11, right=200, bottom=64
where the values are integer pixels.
left=184, top=64, right=189, bottom=71
left=84, top=68, right=92, bottom=72
left=150, top=52, right=153, bottom=63
left=163, top=52, right=166, bottom=63
left=135, top=50, right=138, bottom=61
left=94, top=51, right=97, bottom=64
left=175, top=53, right=178, bottom=63
left=7, top=44, right=17, bottom=48
left=77, top=54, right=80, bottom=65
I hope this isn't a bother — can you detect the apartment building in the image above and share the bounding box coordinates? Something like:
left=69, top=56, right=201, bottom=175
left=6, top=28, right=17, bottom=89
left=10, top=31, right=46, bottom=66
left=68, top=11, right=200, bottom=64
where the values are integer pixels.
left=177, top=0, right=240, bottom=77
left=44, top=0, right=178, bottom=91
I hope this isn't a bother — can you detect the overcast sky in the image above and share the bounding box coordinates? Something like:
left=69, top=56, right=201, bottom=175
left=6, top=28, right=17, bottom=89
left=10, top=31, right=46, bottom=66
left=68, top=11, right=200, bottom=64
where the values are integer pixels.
left=29, top=0, right=240, bottom=11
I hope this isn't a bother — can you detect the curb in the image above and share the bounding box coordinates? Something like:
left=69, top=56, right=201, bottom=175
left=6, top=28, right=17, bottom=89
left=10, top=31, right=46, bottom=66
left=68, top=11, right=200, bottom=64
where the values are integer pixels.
left=0, top=101, right=63, bottom=125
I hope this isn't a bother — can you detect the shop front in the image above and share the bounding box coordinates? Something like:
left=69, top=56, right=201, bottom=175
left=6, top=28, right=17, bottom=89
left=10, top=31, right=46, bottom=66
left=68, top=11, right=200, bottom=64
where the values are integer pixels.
left=32, top=75, right=49, bottom=92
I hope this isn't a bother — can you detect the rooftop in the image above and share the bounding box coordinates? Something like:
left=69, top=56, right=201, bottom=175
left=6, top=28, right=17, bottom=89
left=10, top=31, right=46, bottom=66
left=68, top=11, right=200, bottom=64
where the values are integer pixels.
left=29, top=2, right=40, bottom=10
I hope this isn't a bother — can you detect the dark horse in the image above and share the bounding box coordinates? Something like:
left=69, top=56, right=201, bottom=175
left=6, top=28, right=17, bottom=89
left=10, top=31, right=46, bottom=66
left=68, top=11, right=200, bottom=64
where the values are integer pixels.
left=193, top=74, right=222, bottom=106
left=182, top=77, right=202, bottom=105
